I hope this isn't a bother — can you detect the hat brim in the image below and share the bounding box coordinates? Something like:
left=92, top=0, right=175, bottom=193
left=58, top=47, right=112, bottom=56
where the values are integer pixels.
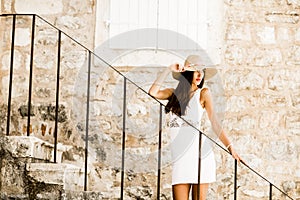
left=172, top=67, right=217, bottom=81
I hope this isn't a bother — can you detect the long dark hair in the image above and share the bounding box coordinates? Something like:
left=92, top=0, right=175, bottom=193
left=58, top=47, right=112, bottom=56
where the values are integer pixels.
left=165, top=71, right=205, bottom=116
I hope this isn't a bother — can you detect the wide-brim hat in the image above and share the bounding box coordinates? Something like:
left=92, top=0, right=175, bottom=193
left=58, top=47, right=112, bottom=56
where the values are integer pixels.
left=172, top=55, right=218, bottom=81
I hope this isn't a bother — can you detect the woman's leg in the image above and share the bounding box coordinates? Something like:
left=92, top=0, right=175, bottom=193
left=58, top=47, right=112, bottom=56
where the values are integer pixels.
left=172, top=184, right=191, bottom=200
left=191, top=183, right=209, bottom=200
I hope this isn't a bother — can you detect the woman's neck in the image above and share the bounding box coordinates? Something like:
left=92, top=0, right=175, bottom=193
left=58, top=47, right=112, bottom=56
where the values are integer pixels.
left=191, top=84, right=198, bottom=92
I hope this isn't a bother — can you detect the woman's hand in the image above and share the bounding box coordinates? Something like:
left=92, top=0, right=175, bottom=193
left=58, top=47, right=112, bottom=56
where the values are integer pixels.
left=228, top=145, right=247, bottom=166
left=169, top=63, right=184, bottom=72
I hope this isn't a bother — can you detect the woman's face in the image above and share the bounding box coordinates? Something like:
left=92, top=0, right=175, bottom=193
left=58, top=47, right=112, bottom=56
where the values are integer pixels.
left=192, top=70, right=204, bottom=86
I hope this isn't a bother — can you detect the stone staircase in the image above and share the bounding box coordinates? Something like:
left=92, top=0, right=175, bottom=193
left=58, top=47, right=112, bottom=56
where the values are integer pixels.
left=0, top=135, right=90, bottom=199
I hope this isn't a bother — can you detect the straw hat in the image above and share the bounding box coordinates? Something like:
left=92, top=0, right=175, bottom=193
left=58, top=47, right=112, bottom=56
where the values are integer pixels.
left=172, top=55, right=217, bottom=80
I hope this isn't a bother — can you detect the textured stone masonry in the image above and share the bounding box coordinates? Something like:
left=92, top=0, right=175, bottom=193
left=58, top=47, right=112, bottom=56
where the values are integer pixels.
left=0, top=0, right=300, bottom=199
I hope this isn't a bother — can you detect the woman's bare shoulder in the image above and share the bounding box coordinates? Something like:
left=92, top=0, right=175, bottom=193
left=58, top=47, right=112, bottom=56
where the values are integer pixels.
left=164, top=88, right=175, bottom=96
left=200, top=87, right=210, bottom=96
left=166, top=88, right=175, bottom=92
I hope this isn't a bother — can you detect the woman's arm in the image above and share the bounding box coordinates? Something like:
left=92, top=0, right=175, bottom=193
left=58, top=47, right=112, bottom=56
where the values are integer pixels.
left=202, top=88, right=244, bottom=163
left=148, top=63, right=183, bottom=100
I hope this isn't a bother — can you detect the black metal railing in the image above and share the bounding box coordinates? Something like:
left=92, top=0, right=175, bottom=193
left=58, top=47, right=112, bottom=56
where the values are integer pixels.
left=0, top=14, right=295, bottom=200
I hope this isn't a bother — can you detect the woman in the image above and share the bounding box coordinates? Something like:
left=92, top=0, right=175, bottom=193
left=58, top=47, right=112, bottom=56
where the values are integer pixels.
left=148, top=55, right=243, bottom=200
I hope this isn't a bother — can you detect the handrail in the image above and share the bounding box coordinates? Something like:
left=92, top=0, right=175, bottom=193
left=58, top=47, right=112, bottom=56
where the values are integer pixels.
left=0, top=13, right=295, bottom=199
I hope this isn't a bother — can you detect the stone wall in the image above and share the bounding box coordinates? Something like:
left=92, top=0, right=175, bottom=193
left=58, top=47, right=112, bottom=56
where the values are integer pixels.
left=0, top=0, right=300, bottom=199
left=0, top=0, right=96, bottom=49
left=0, top=0, right=96, bottom=149
left=221, top=0, right=300, bottom=199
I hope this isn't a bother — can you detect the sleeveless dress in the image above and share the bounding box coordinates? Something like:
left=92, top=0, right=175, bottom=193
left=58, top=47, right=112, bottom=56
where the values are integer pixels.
left=169, top=88, right=216, bottom=185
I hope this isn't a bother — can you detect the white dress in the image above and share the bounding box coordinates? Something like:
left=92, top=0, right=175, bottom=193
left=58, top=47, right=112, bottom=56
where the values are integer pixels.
left=169, top=88, right=216, bottom=185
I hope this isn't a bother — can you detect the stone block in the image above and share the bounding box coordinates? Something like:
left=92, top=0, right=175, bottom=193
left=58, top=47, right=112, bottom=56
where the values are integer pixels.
left=36, top=28, right=58, bottom=45
left=127, top=103, right=147, bottom=116
left=26, top=163, right=87, bottom=190
left=18, top=104, right=35, bottom=117
left=56, top=16, right=84, bottom=30
left=242, top=189, right=267, bottom=198
left=233, top=136, right=265, bottom=164
left=285, top=111, right=300, bottom=135
left=1, top=50, right=23, bottom=70
left=265, top=12, right=299, bottom=24
left=4, top=136, right=73, bottom=163
left=267, top=69, right=291, bottom=91
left=226, top=24, right=251, bottom=41
left=241, top=154, right=263, bottom=169
left=238, top=114, right=256, bottom=130
left=34, top=48, right=56, bottom=69
left=295, top=27, right=300, bottom=42
left=287, top=0, right=300, bottom=7
left=282, top=181, right=296, bottom=193
left=225, top=70, right=264, bottom=90
left=253, top=48, right=282, bottom=67
left=5, top=136, right=53, bottom=161
left=15, top=28, right=31, bottom=47
left=0, top=153, right=27, bottom=195
left=3, top=0, right=11, bottom=12
left=277, top=27, right=292, bottom=43
left=258, top=110, right=280, bottom=129
left=224, top=0, right=250, bottom=7
left=259, top=92, right=288, bottom=107
left=295, top=169, right=300, bottom=178
left=255, top=26, right=275, bottom=44
left=224, top=45, right=248, bottom=65
left=66, top=0, right=94, bottom=14
left=291, top=92, right=300, bottom=108
left=34, top=87, right=52, bottom=98
left=252, top=0, right=287, bottom=7
left=226, top=10, right=260, bottom=23
left=60, top=50, right=87, bottom=70
left=37, top=104, right=68, bottom=123
left=288, top=45, right=300, bottom=64
left=61, top=191, right=103, bottom=200
left=15, top=0, right=63, bottom=15
left=33, top=70, right=56, bottom=84
left=223, top=114, right=257, bottom=132
left=226, top=95, right=247, bottom=113
left=267, top=140, right=297, bottom=161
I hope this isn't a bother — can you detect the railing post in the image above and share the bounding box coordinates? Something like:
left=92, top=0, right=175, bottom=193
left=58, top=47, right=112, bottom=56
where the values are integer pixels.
left=234, top=159, right=238, bottom=200
left=120, top=77, right=127, bottom=200
left=84, top=51, right=92, bottom=191
left=156, top=104, right=163, bottom=200
left=27, top=14, right=35, bottom=136
left=197, top=132, right=202, bottom=200
left=269, top=183, right=272, bottom=200
left=6, top=14, right=16, bottom=136
left=53, top=30, right=61, bottom=163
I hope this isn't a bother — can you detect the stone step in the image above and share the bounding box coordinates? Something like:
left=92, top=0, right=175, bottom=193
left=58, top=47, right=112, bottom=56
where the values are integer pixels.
left=62, top=187, right=157, bottom=200
left=4, top=136, right=73, bottom=163
left=61, top=191, right=103, bottom=200
left=26, top=163, right=88, bottom=191
left=61, top=190, right=124, bottom=200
